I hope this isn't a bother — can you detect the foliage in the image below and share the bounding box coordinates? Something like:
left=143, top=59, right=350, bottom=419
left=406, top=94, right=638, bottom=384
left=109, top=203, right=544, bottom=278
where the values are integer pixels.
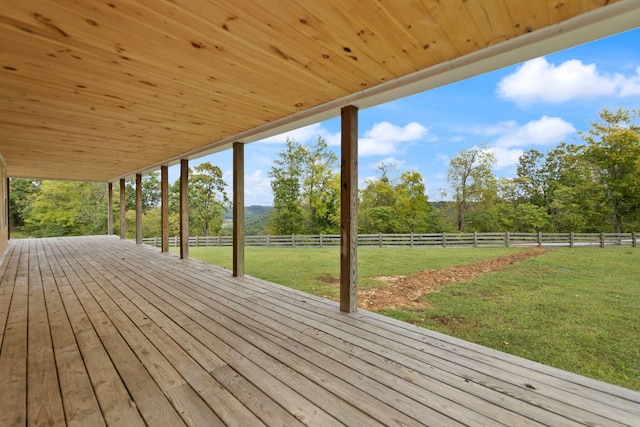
left=581, top=107, right=640, bottom=232
left=446, top=146, right=497, bottom=231
left=23, top=181, right=108, bottom=237
left=188, top=162, right=230, bottom=236
left=8, top=178, right=39, bottom=229
left=359, top=165, right=434, bottom=233
left=268, top=137, right=339, bottom=234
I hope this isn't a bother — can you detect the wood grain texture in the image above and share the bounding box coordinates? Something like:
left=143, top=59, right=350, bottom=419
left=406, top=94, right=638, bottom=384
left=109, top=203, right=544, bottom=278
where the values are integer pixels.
left=340, top=105, right=358, bottom=313
left=233, top=142, right=245, bottom=277
left=180, top=159, right=189, bottom=259
left=0, top=0, right=625, bottom=182
left=1, top=236, right=639, bottom=426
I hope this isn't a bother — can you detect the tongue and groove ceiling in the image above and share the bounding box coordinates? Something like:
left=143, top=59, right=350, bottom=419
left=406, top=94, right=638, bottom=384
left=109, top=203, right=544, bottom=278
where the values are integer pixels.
left=1, top=0, right=639, bottom=182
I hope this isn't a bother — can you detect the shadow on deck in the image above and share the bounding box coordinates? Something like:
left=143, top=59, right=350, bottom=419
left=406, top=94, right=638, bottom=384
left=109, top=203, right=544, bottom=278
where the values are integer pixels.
left=1, top=236, right=638, bottom=426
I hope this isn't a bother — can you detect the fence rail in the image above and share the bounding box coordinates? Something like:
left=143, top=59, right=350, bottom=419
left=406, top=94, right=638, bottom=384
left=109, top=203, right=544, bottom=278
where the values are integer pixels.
left=142, top=232, right=638, bottom=249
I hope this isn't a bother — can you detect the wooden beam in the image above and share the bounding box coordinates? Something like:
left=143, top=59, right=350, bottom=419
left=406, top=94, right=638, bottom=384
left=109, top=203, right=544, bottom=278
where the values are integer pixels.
left=107, top=182, right=113, bottom=235
left=119, top=179, right=126, bottom=240
left=6, top=177, right=10, bottom=240
left=233, top=142, right=245, bottom=277
left=340, top=105, right=358, bottom=313
left=161, top=165, right=169, bottom=253
left=135, top=173, right=142, bottom=244
left=180, top=159, right=189, bottom=259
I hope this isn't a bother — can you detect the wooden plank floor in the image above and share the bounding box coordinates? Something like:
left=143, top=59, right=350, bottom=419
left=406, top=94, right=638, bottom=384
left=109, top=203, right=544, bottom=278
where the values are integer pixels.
left=1, top=236, right=639, bottom=426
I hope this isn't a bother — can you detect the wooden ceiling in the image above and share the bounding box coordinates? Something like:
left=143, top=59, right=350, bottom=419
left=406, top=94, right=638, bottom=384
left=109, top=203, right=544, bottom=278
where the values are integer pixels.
left=1, top=0, right=638, bottom=182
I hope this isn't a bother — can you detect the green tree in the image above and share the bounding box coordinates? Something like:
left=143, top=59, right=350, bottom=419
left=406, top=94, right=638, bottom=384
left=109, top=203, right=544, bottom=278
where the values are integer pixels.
left=268, top=137, right=339, bottom=234
left=268, top=138, right=306, bottom=234
left=189, top=162, right=230, bottom=236
left=359, top=166, right=433, bottom=233
left=301, top=137, right=339, bottom=233
left=8, top=178, right=40, bottom=230
left=543, top=143, right=606, bottom=232
left=359, top=164, right=399, bottom=233
left=447, top=147, right=496, bottom=231
left=24, top=181, right=108, bottom=237
left=516, top=149, right=547, bottom=207
left=581, top=107, right=640, bottom=233
left=395, top=171, right=432, bottom=233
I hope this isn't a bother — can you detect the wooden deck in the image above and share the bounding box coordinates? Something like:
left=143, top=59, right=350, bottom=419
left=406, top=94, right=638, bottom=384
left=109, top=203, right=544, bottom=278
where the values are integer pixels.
left=1, top=236, right=638, bottom=426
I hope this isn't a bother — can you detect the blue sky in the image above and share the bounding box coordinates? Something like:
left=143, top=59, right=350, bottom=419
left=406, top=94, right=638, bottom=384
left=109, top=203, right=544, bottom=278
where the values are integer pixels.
left=176, top=28, right=640, bottom=206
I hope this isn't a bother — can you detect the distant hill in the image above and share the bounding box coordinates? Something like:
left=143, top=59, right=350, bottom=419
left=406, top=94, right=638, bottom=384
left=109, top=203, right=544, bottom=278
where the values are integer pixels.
left=222, top=205, right=273, bottom=234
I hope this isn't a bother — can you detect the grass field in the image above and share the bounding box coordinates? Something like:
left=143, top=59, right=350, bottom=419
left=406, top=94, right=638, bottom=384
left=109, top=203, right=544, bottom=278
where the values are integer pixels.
left=180, top=246, right=640, bottom=391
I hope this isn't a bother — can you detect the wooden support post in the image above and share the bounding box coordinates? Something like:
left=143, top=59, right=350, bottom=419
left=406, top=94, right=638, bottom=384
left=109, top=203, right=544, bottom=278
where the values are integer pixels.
left=340, top=105, right=358, bottom=313
left=600, top=232, right=605, bottom=248
left=233, top=142, right=245, bottom=277
left=505, top=231, right=510, bottom=248
left=107, top=182, right=113, bottom=235
left=135, top=173, right=142, bottom=244
left=569, top=232, right=574, bottom=248
left=6, top=177, right=10, bottom=240
left=473, top=231, right=478, bottom=248
left=632, top=232, right=637, bottom=248
left=161, top=165, right=169, bottom=253
left=180, top=159, right=189, bottom=259
left=537, top=231, right=542, bottom=247
left=119, top=179, right=126, bottom=239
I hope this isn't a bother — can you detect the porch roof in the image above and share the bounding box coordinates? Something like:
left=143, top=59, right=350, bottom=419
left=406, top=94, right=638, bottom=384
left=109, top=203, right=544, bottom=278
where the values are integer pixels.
left=2, top=0, right=639, bottom=181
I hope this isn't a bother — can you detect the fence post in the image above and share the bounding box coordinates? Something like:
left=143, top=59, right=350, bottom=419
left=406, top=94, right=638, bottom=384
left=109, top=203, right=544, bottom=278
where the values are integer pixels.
left=410, top=232, right=414, bottom=248
left=175, top=236, right=179, bottom=248
left=442, top=232, right=447, bottom=248
left=266, top=234, right=270, bottom=247
left=473, top=231, right=478, bottom=248
left=292, top=234, right=296, bottom=248
left=195, top=236, right=200, bottom=247
left=505, top=231, right=510, bottom=248
left=319, top=233, right=323, bottom=248
left=569, top=232, right=574, bottom=248
left=633, top=232, right=637, bottom=248
left=600, top=232, right=605, bottom=248
left=379, top=233, right=382, bottom=248
left=537, top=232, right=542, bottom=248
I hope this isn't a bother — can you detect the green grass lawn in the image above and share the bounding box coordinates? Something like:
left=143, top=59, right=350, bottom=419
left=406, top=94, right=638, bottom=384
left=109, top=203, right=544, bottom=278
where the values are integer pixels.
left=180, top=246, right=640, bottom=391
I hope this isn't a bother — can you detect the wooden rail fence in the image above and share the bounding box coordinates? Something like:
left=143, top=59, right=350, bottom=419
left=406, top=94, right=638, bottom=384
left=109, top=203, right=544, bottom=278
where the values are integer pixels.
left=142, top=232, right=638, bottom=249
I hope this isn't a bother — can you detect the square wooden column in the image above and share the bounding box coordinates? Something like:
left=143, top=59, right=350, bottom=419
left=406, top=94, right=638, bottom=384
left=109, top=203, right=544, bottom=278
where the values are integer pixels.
left=233, top=142, right=245, bottom=277
left=6, top=177, right=10, bottom=240
left=135, top=173, right=142, bottom=244
left=107, top=182, right=113, bottom=235
left=340, top=105, right=358, bottom=313
left=161, top=165, right=169, bottom=253
left=119, top=178, right=126, bottom=239
left=180, top=159, right=189, bottom=259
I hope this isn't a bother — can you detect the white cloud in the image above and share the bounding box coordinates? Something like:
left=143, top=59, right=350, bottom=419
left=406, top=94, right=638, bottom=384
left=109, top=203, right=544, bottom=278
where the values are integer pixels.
left=494, top=116, right=576, bottom=148
left=244, top=169, right=273, bottom=206
left=619, top=65, right=640, bottom=97
left=262, top=123, right=333, bottom=144
left=359, top=121, right=431, bottom=157
left=473, top=116, right=576, bottom=170
left=487, top=147, right=525, bottom=170
left=497, top=57, right=640, bottom=104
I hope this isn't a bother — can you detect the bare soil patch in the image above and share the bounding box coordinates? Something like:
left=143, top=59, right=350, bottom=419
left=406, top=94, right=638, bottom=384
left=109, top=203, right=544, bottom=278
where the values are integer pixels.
left=358, top=249, right=548, bottom=310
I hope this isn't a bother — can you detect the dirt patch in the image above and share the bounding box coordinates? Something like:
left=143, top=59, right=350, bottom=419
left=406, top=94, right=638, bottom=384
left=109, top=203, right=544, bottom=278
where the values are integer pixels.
left=358, top=249, right=548, bottom=311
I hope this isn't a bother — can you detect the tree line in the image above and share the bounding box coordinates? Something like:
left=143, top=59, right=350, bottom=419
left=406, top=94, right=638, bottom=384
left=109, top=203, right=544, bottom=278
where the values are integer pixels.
left=266, top=107, right=640, bottom=235
left=10, top=162, right=229, bottom=238
left=9, top=107, right=639, bottom=238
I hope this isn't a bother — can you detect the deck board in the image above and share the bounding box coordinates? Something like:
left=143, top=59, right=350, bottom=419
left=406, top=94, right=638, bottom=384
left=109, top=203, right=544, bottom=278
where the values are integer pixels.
left=1, top=236, right=639, bottom=426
